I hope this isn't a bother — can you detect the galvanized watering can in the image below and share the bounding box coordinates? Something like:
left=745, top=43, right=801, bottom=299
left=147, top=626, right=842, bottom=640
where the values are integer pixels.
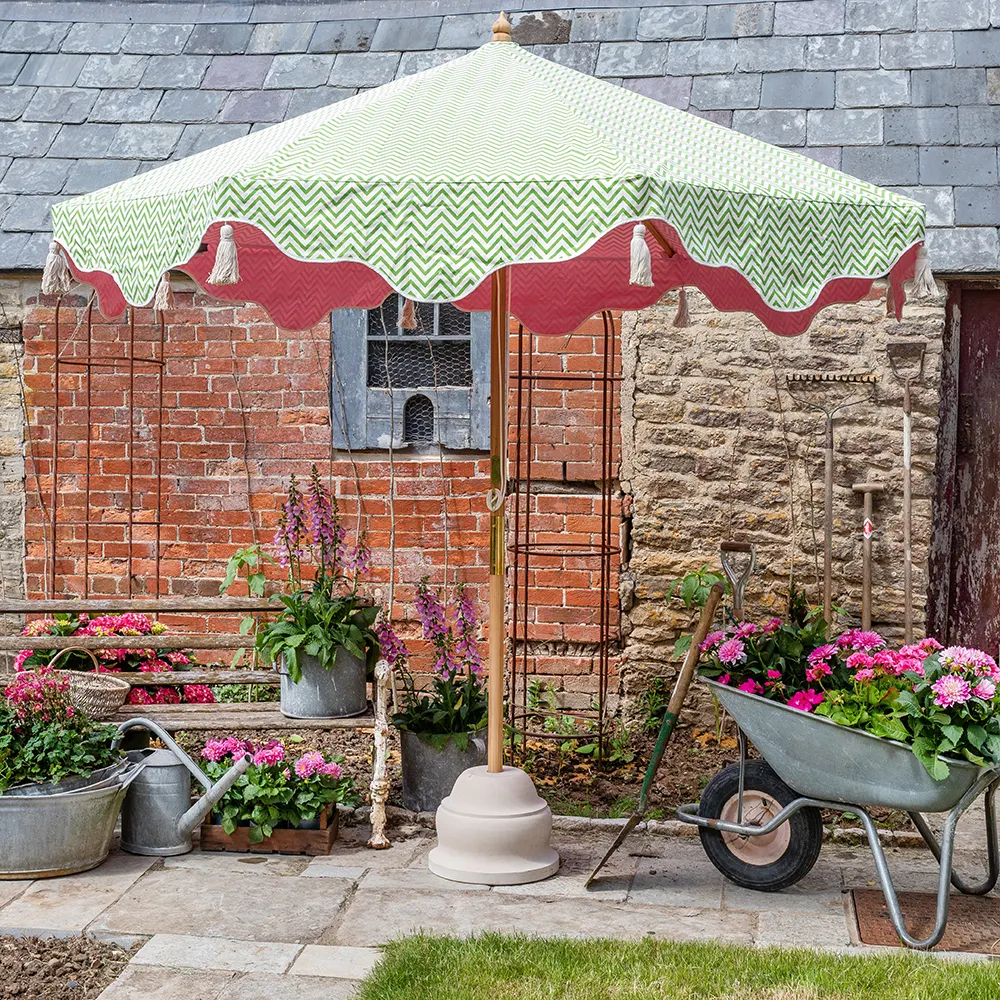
left=115, top=717, right=250, bottom=856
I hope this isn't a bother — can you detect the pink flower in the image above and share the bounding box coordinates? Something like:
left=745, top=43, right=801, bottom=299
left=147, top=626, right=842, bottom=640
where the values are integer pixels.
left=845, top=651, right=873, bottom=671
left=837, top=629, right=884, bottom=652
left=127, top=687, right=154, bottom=705
left=717, top=638, right=746, bottom=666
left=738, top=679, right=763, bottom=695
left=734, top=622, right=757, bottom=639
left=320, top=761, right=342, bottom=778
left=853, top=668, right=875, bottom=682
left=717, top=673, right=731, bottom=686
left=12, top=649, right=31, bottom=672
left=919, top=637, right=944, bottom=653
left=182, top=684, right=215, bottom=704
left=762, top=618, right=782, bottom=635
left=699, top=630, right=726, bottom=653
left=932, top=674, right=971, bottom=708
left=806, top=662, right=832, bottom=683
left=787, top=689, right=824, bottom=712
left=152, top=687, right=180, bottom=704
left=973, top=678, right=997, bottom=701
left=294, top=750, right=326, bottom=779
left=766, top=669, right=782, bottom=680
left=252, top=742, right=286, bottom=767
left=808, top=644, right=837, bottom=664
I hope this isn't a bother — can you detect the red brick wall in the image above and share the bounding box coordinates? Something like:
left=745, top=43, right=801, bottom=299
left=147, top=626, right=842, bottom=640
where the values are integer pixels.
left=20, top=290, right=620, bottom=702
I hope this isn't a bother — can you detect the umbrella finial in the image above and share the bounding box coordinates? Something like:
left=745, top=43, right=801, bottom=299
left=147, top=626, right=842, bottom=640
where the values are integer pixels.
left=492, top=11, right=512, bottom=41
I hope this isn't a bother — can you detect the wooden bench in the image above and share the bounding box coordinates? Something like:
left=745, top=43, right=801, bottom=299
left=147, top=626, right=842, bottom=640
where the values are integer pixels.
left=0, top=597, right=376, bottom=732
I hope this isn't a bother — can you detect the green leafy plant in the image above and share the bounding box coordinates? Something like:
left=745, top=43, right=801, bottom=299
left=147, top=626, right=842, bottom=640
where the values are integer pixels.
left=639, top=677, right=671, bottom=732
left=222, top=467, right=380, bottom=683
left=0, top=669, right=119, bottom=791
left=666, top=565, right=727, bottom=660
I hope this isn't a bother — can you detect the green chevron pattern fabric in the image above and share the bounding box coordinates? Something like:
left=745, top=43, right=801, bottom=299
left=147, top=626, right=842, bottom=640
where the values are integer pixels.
left=51, top=40, right=924, bottom=311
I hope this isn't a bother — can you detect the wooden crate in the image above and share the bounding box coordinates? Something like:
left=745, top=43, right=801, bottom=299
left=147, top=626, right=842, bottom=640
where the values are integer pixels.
left=199, top=807, right=339, bottom=856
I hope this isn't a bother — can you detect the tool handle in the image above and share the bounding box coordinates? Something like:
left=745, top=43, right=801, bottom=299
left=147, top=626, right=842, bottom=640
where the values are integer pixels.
left=639, top=583, right=724, bottom=808
left=720, top=541, right=753, bottom=553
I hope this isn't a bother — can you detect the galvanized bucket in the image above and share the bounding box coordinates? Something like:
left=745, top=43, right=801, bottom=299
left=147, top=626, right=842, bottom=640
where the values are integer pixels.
left=705, top=679, right=984, bottom=812
left=4, top=759, right=130, bottom=797
left=0, top=764, right=142, bottom=879
left=279, top=648, right=367, bottom=719
left=400, top=728, right=487, bottom=814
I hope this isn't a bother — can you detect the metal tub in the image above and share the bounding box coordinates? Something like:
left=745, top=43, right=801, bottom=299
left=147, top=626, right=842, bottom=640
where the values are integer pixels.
left=0, top=765, right=141, bottom=879
left=705, top=680, right=984, bottom=812
left=4, top=760, right=130, bottom=797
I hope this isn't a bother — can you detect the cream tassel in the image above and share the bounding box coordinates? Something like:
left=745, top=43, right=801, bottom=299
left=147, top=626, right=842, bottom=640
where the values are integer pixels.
left=41, top=241, right=72, bottom=295
left=629, top=223, right=653, bottom=287
left=153, top=273, right=173, bottom=312
left=911, top=245, right=936, bottom=298
left=400, top=297, right=418, bottom=330
left=208, top=224, right=239, bottom=285
left=672, top=287, right=690, bottom=328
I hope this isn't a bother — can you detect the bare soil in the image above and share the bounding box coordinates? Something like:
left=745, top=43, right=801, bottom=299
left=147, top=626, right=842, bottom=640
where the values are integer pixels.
left=0, top=935, right=134, bottom=1000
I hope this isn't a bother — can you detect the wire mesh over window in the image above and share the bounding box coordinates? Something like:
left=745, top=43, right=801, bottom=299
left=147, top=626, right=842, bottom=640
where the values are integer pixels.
left=366, top=295, right=473, bottom=388
left=403, top=394, right=435, bottom=444
left=367, top=340, right=473, bottom=388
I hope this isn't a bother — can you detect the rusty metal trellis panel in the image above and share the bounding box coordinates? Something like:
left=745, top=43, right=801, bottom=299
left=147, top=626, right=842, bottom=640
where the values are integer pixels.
left=508, top=311, right=621, bottom=759
left=48, top=303, right=166, bottom=600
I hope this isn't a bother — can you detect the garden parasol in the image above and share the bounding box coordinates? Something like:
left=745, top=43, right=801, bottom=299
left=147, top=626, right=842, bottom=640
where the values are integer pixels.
left=48, top=13, right=932, bottom=884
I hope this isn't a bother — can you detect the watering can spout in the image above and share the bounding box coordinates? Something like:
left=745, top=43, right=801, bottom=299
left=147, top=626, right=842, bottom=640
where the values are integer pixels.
left=177, top=753, right=251, bottom=838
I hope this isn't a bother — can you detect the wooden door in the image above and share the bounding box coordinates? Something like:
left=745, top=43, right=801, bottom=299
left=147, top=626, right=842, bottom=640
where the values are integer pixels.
left=929, top=283, right=1000, bottom=652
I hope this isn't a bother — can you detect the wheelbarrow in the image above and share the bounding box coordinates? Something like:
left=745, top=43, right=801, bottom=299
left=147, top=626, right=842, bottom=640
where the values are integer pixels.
left=676, top=680, right=1000, bottom=950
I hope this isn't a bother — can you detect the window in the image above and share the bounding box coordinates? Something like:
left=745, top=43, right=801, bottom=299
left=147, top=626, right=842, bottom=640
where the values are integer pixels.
left=330, top=295, right=490, bottom=451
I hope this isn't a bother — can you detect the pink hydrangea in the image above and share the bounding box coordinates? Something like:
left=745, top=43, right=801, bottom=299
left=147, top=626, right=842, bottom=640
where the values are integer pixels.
left=734, top=622, right=757, bottom=639
left=152, top=687, right=180, bottom=704
left=973, top=678, right=997, bottom=701
left=139, top=658, right=171, bottom=673
left=294, top=751, right=326, bottom=779
left=699, top=630, right=726, bottom=653
left=717, top=638, right=747, bottom=666
left=932, top=674, right=971, bottom=708
left=182, top=684, right=215, bottom=704
left=252, top=742, right=286, bottom=767
left=12, top=649, right=31, bottom=672
left=4, top=667, right=72, bottom=721
left=787, top=689, right=824, bottom=712
left=762, top=618, right=782, bottom=634
left=127, top=687, right=154, bottom=705
left=737, top=679, right=763, bottom=696
left=166, top=652, right=190, bottom=666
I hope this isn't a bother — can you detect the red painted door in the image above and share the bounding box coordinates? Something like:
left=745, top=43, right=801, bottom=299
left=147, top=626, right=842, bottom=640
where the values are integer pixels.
left=934, top=285, right=1000, bottom=653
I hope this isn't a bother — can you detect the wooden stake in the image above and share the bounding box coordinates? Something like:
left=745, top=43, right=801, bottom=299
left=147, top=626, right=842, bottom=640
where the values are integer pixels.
left=492, top=11, right=512, bottom=41
left=488, top=267, right=509, bottom=773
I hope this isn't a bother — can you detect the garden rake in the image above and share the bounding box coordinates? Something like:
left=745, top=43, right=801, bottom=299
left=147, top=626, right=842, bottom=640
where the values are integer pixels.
left=586, top=582, right=724, bottom=887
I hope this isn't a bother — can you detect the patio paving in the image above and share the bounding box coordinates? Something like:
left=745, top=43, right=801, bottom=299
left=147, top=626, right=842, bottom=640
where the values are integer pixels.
left=0, top=819, right=995, bottom=998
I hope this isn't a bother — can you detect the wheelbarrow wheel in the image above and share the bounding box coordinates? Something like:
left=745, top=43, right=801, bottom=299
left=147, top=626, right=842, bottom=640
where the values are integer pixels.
left=698, top=760, right=823, bottom=892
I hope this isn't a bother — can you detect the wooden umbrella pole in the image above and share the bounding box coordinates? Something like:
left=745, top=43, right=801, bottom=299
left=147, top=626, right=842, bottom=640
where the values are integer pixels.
left=487, top=266, right=510, bottom=773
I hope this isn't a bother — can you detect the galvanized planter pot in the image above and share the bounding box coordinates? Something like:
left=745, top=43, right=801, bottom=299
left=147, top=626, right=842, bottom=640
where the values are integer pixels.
left=279, top=648, right=367, bottom=719
left=705, top=679, right=984, bottom=813
left=399, top=728, right=487, bottom=814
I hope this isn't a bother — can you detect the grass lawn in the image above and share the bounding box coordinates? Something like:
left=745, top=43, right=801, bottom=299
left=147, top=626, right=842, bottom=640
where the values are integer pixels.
left=355, top=934, right=996, bottom=1000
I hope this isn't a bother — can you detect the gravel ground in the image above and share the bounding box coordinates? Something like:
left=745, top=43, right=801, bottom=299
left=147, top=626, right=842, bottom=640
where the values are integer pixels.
left=0, top=935, right=133, bottom=1000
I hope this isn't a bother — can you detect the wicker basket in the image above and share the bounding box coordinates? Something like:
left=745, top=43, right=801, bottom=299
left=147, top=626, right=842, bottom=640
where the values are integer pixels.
left=2, top=648, right=133, bottom=721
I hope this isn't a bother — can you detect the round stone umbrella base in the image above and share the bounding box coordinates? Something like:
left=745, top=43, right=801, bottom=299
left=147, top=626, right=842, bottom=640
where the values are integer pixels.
left=428, top=766, right=560, bottom=885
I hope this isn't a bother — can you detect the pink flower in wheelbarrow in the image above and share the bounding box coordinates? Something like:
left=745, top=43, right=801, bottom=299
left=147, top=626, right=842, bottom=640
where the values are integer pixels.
left=699, top=630, right=726, bottom=653
left=931, top=674, right=971, bottom=708
left=972, top=678, right=996, bottom=701
left=787, top=689, right=824, bottom=712
left=717, top=638, right=746, bottom=665
left=737, top=679, right=763, bottom=695
left=734, top=622, right=757, bottom=639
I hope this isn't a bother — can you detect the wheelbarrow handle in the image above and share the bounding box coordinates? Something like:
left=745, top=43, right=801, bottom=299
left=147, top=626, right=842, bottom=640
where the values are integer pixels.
left=639, top=583, right=724, bottom=809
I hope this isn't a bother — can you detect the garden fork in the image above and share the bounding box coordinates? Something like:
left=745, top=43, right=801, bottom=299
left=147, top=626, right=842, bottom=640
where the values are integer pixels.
left=585, top=583, right=724, bottom=887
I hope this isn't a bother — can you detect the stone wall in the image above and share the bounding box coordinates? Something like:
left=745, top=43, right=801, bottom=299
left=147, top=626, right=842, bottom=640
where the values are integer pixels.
left=0, top=275, right=27, bottom=636
left=619, top=285, right=946, bottom=712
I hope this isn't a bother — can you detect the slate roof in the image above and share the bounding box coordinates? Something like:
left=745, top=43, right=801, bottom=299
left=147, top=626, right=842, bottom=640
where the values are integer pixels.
left=1, top=0, right=999, bottom=273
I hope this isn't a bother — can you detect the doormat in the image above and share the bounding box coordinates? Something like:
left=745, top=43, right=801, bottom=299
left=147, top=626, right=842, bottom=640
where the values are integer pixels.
left=852, top=888, right=1000, bottom=954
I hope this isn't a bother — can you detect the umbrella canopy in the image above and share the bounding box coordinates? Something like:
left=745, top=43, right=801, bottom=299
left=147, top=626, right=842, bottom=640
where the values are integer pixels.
left=51, top=34, right=927, bottom=336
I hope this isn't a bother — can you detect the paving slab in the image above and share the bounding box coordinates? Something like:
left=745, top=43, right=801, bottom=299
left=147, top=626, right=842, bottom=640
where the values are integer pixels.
left=90, top=867, right=352, bottom=944
left=754, top=908, right=853, bottom=948
left=0, top=853, right=155, bottom=934
left=290, top=944, right=381, bottom=979
left=132, top=933, right=302, bottom=973
left=328, top=887, right=755, bottom=947
left=299, top=864, right=367, bottom=880
left=723, top=860, right=850, bottom=916
left=627, top=850, right=725, bottom=910
left=0, top=878, right=32, bottom=909
left=96, top=965, right=235, bottom=999
left=359, top=866, right=490, bottom=893
left=164, top=851, right=311, bottom=877
left=217, top=973, right=358, bottom=1000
